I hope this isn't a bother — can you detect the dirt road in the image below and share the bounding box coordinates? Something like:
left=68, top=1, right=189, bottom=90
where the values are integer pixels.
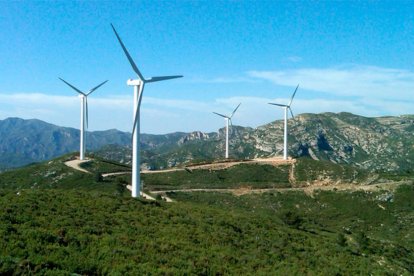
left=64, top=158, right=91, bottom=173
left=63, top=158, right=167, bottom=201
left=149, top=180, right=410, bottom=197
left=101, top=172, right=131, bottom=177
left=141, top=157, right=295, bottom=174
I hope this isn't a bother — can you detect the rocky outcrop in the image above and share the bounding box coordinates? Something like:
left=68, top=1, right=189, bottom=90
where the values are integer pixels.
left=178, top=131, right=210, bottom=144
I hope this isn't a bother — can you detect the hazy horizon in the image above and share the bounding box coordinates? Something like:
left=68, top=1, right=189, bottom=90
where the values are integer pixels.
left=1, top=2, right=414, bottom=133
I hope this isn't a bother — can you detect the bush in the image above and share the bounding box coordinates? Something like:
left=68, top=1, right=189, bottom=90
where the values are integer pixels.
left=336, top=233, right=347, bottom=247
left=95, top=172, right=103, bottom=183
left=280, top=211, right=302, bottom=228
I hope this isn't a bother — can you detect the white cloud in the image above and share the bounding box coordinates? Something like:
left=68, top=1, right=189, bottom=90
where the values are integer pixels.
left=285, top=56, right=302, bottom=63
left=1, top=64, right=414, bottom=135
left=1, top=92, right=412, bottom=134
left=248, top=64, right=414, bottom=101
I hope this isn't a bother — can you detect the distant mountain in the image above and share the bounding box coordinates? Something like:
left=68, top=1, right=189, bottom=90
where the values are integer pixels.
left=0, top=118, right=129, bottom=170
left=2, top=113, right=414, bottom=172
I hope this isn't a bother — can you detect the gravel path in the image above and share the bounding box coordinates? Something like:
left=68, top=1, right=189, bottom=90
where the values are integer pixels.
left=64, top=159, right=91, bottom=173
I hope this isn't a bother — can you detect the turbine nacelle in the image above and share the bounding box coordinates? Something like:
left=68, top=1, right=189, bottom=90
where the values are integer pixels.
left=127, top=79, right=142, bottom=86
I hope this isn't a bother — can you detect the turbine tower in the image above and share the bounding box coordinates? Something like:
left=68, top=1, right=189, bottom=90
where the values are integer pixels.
left=213, top=103, right=241, bottom=159
left=111, top=24, right=183, bottom=198
left=268, top=85, right=299, bottom=160
left=59, top=78, right=108, bottom=161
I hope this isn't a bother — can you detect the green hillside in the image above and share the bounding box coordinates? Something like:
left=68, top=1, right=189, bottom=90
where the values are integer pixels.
left=0, top=185, right=413, bottom=274
left=0, top=155, right=413, bottom=274
left=0, top=154, right=128, bottom=196
left=139, top=158, right=376, bottom=191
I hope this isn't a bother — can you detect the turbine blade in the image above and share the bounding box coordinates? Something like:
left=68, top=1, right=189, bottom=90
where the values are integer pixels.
left=87, top=80, right=108, bottom=96
left=85, top=97, right=89, bottom=129
left=132, top=108, right=139, bottom=137
left=213, top=112, right=228, bottom=118
left=268, top=103, right=287, bottom=107
left=146, top=75, right=183, bottom=83
left=289, top=107, right=295, bottom=119
left=230, top=103, right=241, bottom=118
left=288, top=84, right=299, bottom=106
left=110, top=24, right=145, bottom=81
left=59, top=78, right=86, bottom=96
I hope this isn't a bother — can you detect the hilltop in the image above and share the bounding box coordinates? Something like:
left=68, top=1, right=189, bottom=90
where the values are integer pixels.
left=0, top=152, right=408, bottom=197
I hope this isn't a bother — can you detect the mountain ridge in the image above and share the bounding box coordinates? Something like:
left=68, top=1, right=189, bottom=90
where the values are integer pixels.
left=1, top=112, right=414, bottom=172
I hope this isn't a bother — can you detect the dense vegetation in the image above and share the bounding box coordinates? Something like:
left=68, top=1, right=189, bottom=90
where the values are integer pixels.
left=0, top=154, right=413, bottom=274
left=0, top=185, right=413, bottom=274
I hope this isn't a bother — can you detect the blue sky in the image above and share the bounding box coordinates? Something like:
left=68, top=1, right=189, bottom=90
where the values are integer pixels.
left=1, top=1, right=414, bottom=134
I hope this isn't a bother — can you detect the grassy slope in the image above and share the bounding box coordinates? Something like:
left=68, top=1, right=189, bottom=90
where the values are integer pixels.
left=293, top=158, right=373, bottom=184
left=142, top=163, right=291, bottom=190
left=0, top=186, right=413, bottom=274
left=0, top=155, right=413, bottom=274
left=141, top=158, right=375, bottom=191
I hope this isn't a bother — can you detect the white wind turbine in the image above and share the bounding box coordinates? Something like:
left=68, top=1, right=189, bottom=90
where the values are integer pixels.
left=213, top=103, right=241, bottom=159
left=59, top=78, right=108, bottom=161
left=111, top=24, right=183, bottom=198
left=268, top=85, right=299, bottom=160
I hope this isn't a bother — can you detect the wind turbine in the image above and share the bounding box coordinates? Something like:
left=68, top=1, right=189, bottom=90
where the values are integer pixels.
left=111, top=24, right=183, bottom=198
left=59, top=78, right=108, bottom=161
left=268, top=85, right=299, bottom=160
left=213, top=103, right=241, bottom=159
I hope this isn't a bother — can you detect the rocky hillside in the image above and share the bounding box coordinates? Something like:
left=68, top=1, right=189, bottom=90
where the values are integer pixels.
left=96, top=112, right=414, bottom=172
left=2, top=113, right=414, bottom=172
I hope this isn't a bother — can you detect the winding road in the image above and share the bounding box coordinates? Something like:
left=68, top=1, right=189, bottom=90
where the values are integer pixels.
left=64, top=157, right=410, bottom=201
left=64, top=157, right=168, bottom=201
